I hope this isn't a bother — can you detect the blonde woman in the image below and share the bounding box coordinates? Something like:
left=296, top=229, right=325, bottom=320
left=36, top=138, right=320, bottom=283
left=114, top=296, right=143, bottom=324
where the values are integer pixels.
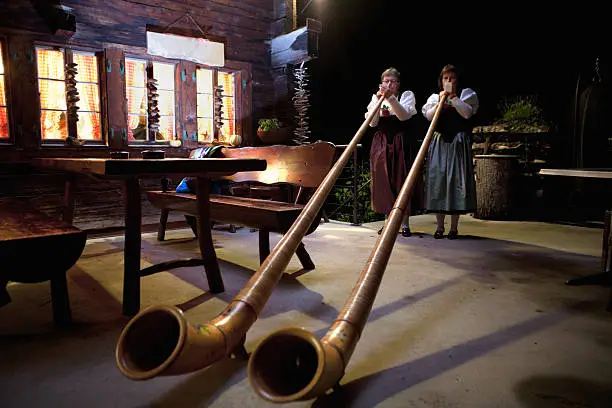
left=365, top=67, right=417, bottom=236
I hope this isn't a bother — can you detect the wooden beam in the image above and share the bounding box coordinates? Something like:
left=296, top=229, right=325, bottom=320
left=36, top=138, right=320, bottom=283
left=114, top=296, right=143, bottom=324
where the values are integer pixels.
left=270, top=25, right=320, bottom=68
left=29, top=0, right=76, bottom=38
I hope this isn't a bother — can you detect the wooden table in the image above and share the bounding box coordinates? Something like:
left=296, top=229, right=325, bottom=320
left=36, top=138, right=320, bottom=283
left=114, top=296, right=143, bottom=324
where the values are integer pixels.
left=31, top=157, right=267, bottom=316
left=539, top=168, right=612, bottom=312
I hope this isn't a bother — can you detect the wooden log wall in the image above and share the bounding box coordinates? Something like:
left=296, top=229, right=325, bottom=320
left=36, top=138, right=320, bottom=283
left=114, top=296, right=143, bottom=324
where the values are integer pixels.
left=0, top=0, right=290, bottom=231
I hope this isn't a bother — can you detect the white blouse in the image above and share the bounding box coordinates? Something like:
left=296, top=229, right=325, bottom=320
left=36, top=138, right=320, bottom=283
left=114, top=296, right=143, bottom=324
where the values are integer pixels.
left=365, top=90, right=417, bottom=127
left=421, top=88, right=479, bottom=121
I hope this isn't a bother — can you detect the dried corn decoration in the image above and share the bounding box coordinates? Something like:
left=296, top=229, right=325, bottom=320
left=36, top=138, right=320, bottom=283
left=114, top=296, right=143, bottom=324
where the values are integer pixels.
left=214, top=84, right=224, bottom=141
left=147, top=76, right=160, bottom=135
left=65, top=62, right=80, bottom=124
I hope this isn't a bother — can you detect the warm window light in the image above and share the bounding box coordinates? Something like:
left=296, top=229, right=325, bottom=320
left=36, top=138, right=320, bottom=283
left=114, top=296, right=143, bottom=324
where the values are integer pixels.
left=196, top=68, right=236, bottom=144
left=0, top=42, right=8, bottom=139
left=36, top=47, right=101, bottom=141
left=125, top=59, right=175, bottom=143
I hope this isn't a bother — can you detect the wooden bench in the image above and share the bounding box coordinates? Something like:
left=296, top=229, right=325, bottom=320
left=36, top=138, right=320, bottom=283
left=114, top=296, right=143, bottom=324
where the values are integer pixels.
left=147, top=141, right=337, bottom=269
left=0, top=199, right=87, bottom=326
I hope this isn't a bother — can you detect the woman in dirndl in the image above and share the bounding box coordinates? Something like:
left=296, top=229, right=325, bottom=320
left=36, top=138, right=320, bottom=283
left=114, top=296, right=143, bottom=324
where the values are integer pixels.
left=365, top=67, right=418, bottom=236
left=421, top=64, right=479, bottom=239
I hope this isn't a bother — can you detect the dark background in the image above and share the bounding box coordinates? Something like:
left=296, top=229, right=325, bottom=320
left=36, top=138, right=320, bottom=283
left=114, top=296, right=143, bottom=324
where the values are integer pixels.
left=302, top=0, right=609, bottom=167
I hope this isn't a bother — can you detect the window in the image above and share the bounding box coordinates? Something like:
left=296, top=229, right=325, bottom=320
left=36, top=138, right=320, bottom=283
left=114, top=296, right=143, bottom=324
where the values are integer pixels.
left=0, top=41, right=9, bottom=140
left=197, top=68, right=236, bottom=144
left=125, top=59, right=176, bottom=143
left=36, top=46, right=101, bottom=141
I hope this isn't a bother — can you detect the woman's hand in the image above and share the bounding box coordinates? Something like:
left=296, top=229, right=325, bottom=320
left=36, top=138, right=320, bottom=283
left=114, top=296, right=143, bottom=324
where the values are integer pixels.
left=439, top=90, right=456, bottom=101
left=377, top=84, right=393, bottom=99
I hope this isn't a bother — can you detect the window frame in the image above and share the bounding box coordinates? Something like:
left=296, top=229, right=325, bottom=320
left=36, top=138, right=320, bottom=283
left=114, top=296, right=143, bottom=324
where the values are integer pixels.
left=34, top=44, right=105, bottom=146
left=195, top=63, right=244, bottom=145
left=0, top=37, right=13, bottom=145
left=124, top=54, right=178, bottom=146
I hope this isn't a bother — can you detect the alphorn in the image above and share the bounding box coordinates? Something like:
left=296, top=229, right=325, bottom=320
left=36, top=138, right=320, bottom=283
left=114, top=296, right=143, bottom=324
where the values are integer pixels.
left=247, top=94, right=448, bottom=403
left=114, top=95, right=386, bottom=380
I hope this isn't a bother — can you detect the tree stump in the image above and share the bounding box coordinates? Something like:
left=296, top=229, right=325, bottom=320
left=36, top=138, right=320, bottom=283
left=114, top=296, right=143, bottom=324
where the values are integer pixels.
left=474, top=155, right=520, bottom=219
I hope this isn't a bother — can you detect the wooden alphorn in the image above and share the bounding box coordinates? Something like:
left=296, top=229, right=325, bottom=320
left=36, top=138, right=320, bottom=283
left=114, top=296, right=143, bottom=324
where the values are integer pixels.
left=247, top=94, right=448, bottom=403
left=114, top=95, right=386, bottom=380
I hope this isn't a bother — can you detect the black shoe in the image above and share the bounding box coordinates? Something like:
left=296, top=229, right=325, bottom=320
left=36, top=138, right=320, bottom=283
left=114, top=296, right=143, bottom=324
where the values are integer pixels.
left=447, top=230, right=459, bottom=240
left=378, top=227, right=384, bottom=235
left=434, top=231, right=444, bottom=239
left=401, top=227, right=411, bottom=237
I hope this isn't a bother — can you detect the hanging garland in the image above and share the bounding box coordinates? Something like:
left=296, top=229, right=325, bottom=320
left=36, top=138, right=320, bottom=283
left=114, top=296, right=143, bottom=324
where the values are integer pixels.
left=292, top=60, right=311, bottom=145
left=147, top=77, right=161, bottom=136
left=64, top=61, right=85, bottom=145
left=214, top=84, right=224, bottom=142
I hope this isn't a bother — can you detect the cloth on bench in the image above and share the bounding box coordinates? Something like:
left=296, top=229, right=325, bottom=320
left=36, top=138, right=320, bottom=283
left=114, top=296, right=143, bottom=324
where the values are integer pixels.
left=176, top=145, right=225, bottom=193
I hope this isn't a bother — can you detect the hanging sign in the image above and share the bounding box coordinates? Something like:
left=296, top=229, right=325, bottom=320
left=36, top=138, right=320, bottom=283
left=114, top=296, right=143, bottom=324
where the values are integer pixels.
left=147, top=31, right=225, bottom=67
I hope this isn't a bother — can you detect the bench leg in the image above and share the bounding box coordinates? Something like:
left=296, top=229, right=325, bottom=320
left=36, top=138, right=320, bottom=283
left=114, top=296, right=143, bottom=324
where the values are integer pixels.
left=196, top=177, right=224, bottom=293
left=296, top=241, right=315, bottom=270
left=50, top=274, right=72, bottom=327
left=601, top=210, right=611, bottom=274
left=185, top=215, right=199, bottom=238
left=157, top=209, right=170, bottom=241
left=0, top=279, right=10, bottom=307
left=259, top=229, right=271, bottom=265
left=230, top=335, right=249, bottom=360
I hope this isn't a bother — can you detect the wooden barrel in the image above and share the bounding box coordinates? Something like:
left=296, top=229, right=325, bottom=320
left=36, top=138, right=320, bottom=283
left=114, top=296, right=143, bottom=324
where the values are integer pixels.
left=474, top=154, right=520, bottom=219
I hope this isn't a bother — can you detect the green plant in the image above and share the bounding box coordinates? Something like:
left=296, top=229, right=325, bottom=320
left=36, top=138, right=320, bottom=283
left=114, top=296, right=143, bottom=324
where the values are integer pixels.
left=495, top=95, right=549, bottom=133
left=332, top=160, right=384, bottom=224
left=257, top=118, right=281, bottom=131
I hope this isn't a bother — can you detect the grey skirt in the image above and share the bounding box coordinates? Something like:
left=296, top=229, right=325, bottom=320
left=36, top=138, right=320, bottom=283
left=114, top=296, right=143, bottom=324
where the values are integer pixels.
left=425, top=132, right=476, bottom=214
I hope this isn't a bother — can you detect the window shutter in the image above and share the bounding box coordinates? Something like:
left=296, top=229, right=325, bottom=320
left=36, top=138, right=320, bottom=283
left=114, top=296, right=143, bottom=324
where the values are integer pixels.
left=103, top=47, right=128, bottom=149
left=8, top=36, right=40, bottom=149
left=179, top=60, right=197, bottom=148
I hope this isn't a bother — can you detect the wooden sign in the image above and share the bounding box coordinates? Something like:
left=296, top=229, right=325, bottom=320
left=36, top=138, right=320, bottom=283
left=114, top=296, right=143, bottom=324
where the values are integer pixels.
left=147, top=32, right=224, bottom=67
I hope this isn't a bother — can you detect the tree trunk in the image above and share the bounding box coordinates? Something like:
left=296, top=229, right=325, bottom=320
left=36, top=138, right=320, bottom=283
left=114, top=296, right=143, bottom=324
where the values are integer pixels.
left=474, top=155, right=520, bottom=219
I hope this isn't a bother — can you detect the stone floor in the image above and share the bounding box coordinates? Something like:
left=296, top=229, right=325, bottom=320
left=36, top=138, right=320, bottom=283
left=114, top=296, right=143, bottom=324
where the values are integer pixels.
left=1, top=214, right=611, bottom=407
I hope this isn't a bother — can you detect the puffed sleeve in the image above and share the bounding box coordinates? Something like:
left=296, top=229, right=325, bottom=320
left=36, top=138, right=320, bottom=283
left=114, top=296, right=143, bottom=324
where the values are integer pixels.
left=365, top=94, right=381, bottom=127
left=387, top=90, right=416, bottom=121
left=421, top=93, right=440, bottom=121
left=449, top=88, right=479, bottom=119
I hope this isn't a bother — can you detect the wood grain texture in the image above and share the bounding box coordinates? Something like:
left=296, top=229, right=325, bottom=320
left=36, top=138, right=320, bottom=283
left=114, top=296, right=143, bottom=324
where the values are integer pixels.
left=0, top=199, right=86, bottom=284
left=539, top=168, right=612, bottom=179
left=0, top=0, right=289, bottom=231
left=0, top=200, right=83, bottom=242
left=30, top=157, right=267, bottom=177
left=205, top=141, right=336, bottom=187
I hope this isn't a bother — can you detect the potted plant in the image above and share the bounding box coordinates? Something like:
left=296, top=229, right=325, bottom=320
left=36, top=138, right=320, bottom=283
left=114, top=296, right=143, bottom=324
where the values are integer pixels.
left=257, top=118, right=290, bottom=145
left=472, top=95, right=554, bottom=220
left=473, top=95, right=552, bottom=155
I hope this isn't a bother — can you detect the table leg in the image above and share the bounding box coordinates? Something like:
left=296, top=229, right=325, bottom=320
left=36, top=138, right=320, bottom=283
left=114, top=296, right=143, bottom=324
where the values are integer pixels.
left=566, top=209, right=612, bottom=287
left=62, top=174, right=76, bottom=224
left=195, top=177, right=224, bottom=293
left=122, top=177, right=142, bottom=316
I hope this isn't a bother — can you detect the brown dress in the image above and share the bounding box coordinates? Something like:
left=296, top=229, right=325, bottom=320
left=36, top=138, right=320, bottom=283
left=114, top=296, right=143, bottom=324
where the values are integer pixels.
left=369, top=115, right=410, bottom=215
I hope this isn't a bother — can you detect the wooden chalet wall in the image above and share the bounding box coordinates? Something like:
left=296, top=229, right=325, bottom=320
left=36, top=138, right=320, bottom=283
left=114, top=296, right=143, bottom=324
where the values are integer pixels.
left=0, top=0, right=288, bottom=231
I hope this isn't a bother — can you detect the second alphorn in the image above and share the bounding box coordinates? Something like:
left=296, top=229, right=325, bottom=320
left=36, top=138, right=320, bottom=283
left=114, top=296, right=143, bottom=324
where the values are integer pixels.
left=114, top=95, right=386, bottom=380
left=247, top=94, right=448, bottom=403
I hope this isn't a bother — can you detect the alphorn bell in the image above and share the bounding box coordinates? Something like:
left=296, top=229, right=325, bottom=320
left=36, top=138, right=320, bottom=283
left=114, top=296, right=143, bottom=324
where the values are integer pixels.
left=248, top=94, right=448, bottom=403
left=115, top=95, right=386, bottom=380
